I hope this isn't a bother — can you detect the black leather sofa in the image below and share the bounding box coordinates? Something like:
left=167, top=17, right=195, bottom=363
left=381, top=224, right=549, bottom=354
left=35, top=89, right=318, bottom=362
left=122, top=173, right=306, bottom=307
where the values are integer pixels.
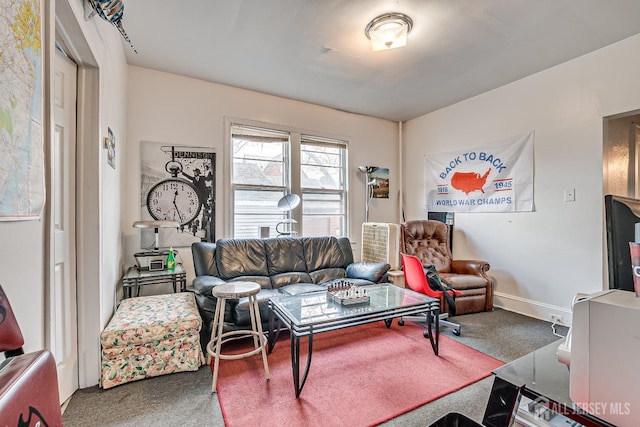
left=190, top=236, right=391, bottom=339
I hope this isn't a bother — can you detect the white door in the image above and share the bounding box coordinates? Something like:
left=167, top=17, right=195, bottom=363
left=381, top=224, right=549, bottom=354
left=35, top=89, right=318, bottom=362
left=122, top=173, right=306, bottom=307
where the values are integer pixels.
left=52, top=48, right=78, bottom=402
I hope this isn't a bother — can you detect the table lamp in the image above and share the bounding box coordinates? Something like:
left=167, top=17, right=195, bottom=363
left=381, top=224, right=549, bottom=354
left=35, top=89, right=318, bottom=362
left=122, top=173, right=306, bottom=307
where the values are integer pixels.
left=132, top=220, right=179, bottom=269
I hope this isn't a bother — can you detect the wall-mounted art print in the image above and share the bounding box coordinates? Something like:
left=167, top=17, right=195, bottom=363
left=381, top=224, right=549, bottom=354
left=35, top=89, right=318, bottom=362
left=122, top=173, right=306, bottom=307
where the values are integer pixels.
left=0, top=0, right=44, bottom=221
left=370, top=168, right=389, bottom=199
left=104, top=127, right=116, bottom=169
left=140, top=141, right=216, bottom=249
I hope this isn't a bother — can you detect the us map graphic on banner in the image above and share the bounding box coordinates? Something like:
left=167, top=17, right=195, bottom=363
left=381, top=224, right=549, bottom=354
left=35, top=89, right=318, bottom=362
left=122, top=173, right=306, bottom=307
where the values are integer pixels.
left=425, top=132, right=534, bottom=213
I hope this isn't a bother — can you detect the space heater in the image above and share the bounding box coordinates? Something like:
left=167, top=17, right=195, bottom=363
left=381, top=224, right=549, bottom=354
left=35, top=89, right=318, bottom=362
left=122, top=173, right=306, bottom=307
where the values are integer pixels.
left=361, top=222, right=400, bottom=270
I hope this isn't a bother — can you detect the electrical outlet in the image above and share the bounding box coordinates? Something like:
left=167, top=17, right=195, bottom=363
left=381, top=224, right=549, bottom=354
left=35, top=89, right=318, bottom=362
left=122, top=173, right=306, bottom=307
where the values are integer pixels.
left=550, top=314, right=563, bottom=324
left=564, top=188, right=575, bottom=202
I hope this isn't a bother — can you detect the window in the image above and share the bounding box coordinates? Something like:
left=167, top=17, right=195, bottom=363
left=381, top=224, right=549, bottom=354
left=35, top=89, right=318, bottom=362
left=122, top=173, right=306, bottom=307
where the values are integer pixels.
left=300, top=137, right=346, bottom=237
left=231, top=124, right=347, bottom=238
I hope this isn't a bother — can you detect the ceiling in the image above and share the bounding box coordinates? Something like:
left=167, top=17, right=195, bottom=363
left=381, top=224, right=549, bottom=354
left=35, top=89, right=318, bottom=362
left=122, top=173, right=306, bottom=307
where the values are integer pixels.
left=118, top=0, right=640, bottom=122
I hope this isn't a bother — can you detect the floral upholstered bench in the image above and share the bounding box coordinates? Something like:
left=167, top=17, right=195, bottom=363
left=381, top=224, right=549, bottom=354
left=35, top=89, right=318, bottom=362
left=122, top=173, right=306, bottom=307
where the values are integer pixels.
left=100, top=292, right=205, bottom=389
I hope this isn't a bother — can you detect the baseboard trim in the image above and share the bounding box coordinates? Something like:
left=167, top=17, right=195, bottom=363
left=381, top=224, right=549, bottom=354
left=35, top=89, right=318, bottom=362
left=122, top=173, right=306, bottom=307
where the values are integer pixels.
left=493, top=292, right=573, bottom=327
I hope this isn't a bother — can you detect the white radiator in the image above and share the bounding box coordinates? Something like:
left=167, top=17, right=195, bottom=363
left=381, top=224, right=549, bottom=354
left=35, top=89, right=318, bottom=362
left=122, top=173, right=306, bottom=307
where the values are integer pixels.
left=361, top=222, right=400, bottom=270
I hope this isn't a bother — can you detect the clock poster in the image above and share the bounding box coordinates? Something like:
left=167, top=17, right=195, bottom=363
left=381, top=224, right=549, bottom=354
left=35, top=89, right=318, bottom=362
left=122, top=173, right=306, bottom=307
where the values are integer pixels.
left=140, top=141, right=216, bottom=249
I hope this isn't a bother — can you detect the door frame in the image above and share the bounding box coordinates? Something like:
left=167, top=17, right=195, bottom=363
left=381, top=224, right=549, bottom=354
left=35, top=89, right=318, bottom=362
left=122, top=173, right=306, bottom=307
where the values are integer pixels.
left=47, top=0, right=102, bottom=388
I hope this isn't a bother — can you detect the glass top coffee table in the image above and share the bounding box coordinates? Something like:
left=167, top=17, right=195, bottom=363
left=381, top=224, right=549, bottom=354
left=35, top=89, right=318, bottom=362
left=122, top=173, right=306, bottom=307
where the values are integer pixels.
left=268, top=283, right=440, bottom=397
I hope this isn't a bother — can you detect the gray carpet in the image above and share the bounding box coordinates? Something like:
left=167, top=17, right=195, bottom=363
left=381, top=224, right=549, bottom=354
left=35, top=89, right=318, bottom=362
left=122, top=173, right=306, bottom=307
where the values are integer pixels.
left=62, top=308, right=568, bottom=426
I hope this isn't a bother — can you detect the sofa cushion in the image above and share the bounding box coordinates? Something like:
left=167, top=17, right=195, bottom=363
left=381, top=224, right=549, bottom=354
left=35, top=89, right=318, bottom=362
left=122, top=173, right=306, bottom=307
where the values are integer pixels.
left=280, top=283, right=326, bottom=295
left=271, top=272, right=314, bottom=289
left=264, top=237, right=308, bottom=276
left=309, top=267, right=346, bottom=284
left=190, top=291, right=228, bottom=324
left=346, top=262, right=390, bottom=283
left=439, top=273, right=488, bottom=290
left=191, top=275, right=225, bottom=297
left=191, top=241, right=218, bottom=276
left=234, top=288, right=283, bottom=326
left=227, top=276, right=272, bottom=290
left=216, top=238, right=268, bottom=280
left=303, top=236, right=348, bottom=272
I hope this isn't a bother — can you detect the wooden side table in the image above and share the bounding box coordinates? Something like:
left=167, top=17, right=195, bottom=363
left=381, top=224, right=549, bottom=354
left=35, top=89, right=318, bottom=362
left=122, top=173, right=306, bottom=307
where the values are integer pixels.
left=122, top=265, right=187, bottom=298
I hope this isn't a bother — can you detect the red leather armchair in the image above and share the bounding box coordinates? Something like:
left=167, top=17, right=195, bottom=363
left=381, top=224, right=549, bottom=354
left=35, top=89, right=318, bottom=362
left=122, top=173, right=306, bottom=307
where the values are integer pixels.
left=0, top=285, right=63, bottom=426
left=400, top=220, right=493, bottom=315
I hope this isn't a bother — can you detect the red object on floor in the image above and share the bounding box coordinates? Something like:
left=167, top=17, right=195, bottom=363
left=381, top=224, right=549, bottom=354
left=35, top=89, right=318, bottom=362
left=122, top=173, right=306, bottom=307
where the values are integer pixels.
left=216, top=322, right=504, bottom=427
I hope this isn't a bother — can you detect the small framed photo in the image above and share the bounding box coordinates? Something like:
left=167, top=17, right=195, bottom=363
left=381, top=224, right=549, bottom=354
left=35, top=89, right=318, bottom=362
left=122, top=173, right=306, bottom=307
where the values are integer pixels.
left=105, top=127, right=116, bottom=169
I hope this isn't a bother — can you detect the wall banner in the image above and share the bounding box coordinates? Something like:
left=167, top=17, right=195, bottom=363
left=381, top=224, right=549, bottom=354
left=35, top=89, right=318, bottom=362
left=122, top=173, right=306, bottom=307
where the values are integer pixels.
left=425, top=131, right=534, bottom=213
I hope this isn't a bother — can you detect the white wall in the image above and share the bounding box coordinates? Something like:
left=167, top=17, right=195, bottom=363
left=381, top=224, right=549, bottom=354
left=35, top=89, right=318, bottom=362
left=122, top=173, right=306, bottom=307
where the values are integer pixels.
left=404, top=33, right=640, bottom=324
left=124, top=66, right=399, bottom=282
left=0, top=222, right=45, bottom=350
left=0, top=0, right=127, bottom=388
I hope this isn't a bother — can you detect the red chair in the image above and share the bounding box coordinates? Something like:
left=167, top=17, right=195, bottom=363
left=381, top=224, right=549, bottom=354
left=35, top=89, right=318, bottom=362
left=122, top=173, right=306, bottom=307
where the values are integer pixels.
left=0, top=285, right=64, bottom=426
left=400, top=253, right=463, bottom=336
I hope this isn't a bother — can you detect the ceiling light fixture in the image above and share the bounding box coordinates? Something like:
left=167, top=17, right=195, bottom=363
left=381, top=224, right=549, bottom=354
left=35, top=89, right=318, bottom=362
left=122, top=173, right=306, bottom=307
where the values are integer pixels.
left=365, top=13, right=413, bottom=51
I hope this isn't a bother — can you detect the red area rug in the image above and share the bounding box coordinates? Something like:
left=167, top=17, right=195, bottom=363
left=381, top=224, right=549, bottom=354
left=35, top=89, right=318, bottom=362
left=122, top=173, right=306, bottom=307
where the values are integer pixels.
left=216, top=322, right=504, bottom=427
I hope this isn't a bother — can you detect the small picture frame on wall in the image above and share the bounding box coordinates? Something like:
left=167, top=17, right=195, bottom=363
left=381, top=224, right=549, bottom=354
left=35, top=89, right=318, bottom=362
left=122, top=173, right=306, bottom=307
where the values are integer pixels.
left=105, top=127, right=116, bottom=169
left=371, top=168, right=389, bottom=199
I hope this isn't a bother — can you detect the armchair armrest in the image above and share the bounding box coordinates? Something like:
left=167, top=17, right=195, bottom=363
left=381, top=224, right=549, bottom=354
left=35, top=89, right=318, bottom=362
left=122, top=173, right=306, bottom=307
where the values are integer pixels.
left=450, top=260, right=490, bottom=276
left=450, top=260, right=493, bottom=312
left=191, top=275, right=226, bottom=297
left=346, top=262, right=391, bottom=283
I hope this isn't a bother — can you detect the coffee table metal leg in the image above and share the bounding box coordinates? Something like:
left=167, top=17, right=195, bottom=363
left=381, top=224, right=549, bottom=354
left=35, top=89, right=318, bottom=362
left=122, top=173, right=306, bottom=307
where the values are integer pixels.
left=290, top=329, right=314, bottom=398
left=427, top=309, right=439, bottom=356
left=268, top=310, right=275, bottom=353
left=435, top=309, right=440, bottom=353
left=268, top=310, right=282, bottom=354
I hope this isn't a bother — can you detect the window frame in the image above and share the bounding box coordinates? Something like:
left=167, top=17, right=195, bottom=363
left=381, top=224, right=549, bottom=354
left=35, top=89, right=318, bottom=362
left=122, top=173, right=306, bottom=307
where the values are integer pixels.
left=299, top=136, right=348, bottom=238
left=225, top=118, right=349, bottom=239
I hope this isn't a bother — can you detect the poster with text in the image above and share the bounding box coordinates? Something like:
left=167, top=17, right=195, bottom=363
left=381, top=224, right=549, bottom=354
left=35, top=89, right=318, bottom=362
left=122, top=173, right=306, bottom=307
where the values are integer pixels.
left=425, top=131, right=534, bottom=213
left=140, top=141, right=216, bottom=249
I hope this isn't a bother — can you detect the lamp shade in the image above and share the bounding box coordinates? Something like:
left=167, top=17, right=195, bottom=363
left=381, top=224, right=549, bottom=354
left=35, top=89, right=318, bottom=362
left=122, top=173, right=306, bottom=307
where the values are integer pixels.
left=277, top=194, right=301, bottom=212
left=133, top=220, right=179, bottom=252
left=357, top=166, right=379, bottom=174
left=132, top=220, right=180, bottom=229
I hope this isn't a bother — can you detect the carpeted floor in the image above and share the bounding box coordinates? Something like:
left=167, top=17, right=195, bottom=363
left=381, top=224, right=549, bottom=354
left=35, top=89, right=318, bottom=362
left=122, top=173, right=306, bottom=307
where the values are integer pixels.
left=215, top=323, right=503, bottom=426
left=62, top=308, right=568, bottom=426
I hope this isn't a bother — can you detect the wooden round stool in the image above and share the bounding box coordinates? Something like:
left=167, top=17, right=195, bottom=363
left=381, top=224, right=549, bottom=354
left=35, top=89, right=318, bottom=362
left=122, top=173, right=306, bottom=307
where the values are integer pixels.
left=207, top=281, right=270, bottom=392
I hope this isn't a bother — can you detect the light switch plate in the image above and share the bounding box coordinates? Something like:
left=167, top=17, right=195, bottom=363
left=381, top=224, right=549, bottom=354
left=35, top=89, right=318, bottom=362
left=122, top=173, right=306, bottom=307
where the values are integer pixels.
left=564, top=188, right=575, bottom=202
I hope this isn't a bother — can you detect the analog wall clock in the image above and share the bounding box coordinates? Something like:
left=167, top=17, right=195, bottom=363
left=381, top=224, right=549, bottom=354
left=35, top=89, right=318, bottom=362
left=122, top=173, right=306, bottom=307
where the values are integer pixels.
left=146, top=178, right=201, bottom=225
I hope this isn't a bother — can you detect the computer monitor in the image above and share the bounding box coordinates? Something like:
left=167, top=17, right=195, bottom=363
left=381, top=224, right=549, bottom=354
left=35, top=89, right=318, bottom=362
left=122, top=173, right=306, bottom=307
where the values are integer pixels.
left=427, top=212, right=454, bottom=252
left=604, top=194, right=640, bottom=291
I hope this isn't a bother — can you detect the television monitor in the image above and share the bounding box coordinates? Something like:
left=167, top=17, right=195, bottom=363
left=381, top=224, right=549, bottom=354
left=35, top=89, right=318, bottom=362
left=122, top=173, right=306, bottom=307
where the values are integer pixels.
left=604, top=194, right=640, bottom=291
left=427, top=211, right=454, bottom=251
